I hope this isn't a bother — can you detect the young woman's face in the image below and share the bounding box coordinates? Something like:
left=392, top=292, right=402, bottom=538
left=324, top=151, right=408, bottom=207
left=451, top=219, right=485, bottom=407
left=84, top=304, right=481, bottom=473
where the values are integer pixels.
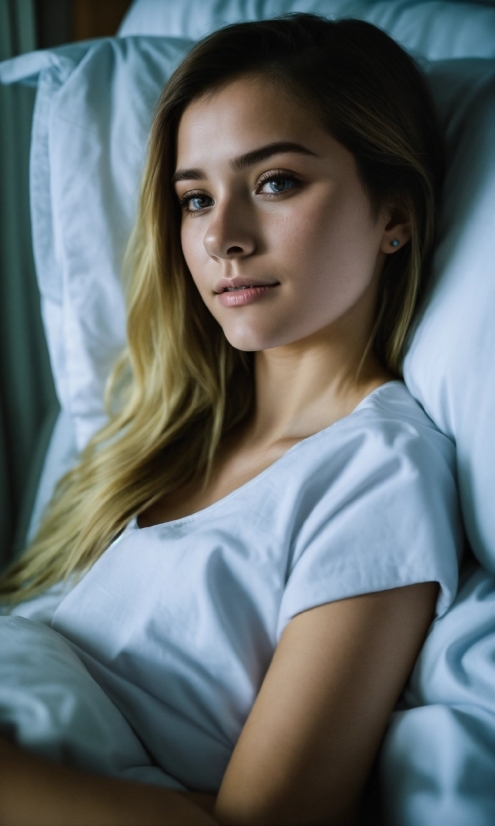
left=174, top=74, right=394, bottom=353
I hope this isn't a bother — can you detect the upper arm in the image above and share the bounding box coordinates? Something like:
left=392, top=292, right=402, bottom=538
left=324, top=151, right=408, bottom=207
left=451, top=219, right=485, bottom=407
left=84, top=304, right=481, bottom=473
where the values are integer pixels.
left=214, top=581, right=438, bottom=826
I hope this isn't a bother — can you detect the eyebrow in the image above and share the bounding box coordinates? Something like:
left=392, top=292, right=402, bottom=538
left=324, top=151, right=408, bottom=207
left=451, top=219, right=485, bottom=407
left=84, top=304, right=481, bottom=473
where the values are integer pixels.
left=171, top=141, right=318, bottom=185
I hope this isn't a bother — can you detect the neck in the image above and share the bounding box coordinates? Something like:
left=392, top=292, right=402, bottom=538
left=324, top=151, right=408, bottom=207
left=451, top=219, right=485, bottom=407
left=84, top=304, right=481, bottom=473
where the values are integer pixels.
left=240, top=348, right=395, bottom=449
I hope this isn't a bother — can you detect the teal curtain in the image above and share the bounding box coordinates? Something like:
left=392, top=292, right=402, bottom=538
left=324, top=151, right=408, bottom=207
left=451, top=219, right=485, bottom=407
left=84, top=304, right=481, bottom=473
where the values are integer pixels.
left=0, top=0, right=59, bottom=570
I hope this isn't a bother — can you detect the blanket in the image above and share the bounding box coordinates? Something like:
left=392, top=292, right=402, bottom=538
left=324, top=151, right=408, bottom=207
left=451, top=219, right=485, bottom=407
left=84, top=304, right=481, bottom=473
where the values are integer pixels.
left=0, top=616, right=186, bottom=789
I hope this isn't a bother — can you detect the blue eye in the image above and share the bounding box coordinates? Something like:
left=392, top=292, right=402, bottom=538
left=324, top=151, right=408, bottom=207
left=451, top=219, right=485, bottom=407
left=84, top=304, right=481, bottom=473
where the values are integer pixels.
left=181, top=194, right=212, bottom=213
left=262, top=176, right=295, bottom=194
left=179, top=171, right=299, bottom=215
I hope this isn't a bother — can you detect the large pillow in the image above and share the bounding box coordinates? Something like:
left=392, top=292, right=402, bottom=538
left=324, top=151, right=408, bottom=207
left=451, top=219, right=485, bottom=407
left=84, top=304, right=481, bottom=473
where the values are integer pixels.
left=1, top=39, right=494, bottom=576
left=0, top=37, right=194, bottom=452
left=119, top=0, right=495, bottom=60
left=403, top=61, right=495, bottom=576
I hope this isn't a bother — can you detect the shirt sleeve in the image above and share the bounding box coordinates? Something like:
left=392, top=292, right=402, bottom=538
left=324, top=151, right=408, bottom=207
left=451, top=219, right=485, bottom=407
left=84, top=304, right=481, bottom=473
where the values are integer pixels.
left=276, top=416, right=464, bottom=642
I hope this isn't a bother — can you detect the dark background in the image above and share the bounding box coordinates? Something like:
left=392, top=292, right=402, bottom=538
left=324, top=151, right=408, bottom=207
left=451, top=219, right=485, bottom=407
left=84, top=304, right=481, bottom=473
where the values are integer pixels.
left=36, top=0, right=134, bottom=47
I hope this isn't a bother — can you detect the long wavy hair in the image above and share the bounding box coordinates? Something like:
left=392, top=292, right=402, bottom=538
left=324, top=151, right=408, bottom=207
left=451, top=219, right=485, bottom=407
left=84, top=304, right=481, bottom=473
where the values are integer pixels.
left=0, top=14, right=445, bottom=604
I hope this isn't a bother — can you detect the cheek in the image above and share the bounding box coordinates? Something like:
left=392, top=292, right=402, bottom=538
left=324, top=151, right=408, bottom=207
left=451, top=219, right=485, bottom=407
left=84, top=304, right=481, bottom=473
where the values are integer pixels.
left=265, top=192, right=353, bottom=277
left=275, top=190, right=377, bottom=286
left=180, top=221, right=207, bottom=280
left=265, top=191, right=380, bottom=331
left=180, top=222, right=194, bottom=267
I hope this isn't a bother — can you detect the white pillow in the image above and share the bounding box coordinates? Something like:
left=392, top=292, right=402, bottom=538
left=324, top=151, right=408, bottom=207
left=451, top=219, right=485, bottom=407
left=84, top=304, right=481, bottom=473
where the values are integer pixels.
left=403, top=60, right=495, bottom=576
left=119, top=0, right=495, bottom=60
left=1, top=38, right=494, bottom=576
left=0, top=37, right=194, bottom=452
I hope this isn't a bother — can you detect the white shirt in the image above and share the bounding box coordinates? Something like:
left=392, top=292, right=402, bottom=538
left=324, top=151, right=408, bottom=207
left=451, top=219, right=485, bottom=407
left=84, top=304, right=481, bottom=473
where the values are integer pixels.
left=2, top=380, right=463, bottom=792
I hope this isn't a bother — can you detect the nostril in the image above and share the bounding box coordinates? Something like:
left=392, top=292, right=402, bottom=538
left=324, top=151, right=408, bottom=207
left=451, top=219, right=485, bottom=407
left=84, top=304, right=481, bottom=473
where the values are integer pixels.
left=226, top=246, right=243, bottom=254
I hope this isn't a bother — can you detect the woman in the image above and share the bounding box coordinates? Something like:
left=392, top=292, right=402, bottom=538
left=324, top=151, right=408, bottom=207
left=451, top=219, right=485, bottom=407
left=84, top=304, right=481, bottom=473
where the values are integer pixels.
left=0, top=13, right=461, bottom=826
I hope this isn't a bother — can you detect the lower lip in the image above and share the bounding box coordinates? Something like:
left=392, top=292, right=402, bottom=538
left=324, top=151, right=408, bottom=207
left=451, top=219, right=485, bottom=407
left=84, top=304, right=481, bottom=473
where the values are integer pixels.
left=217, top=284, right=279, bottom=307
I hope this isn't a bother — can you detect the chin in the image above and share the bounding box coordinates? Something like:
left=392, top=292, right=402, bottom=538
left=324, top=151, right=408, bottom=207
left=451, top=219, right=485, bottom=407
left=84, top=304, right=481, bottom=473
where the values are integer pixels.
left=225, top=337, right=261, bottom=353
left=222, top=328, right=267, bottom=353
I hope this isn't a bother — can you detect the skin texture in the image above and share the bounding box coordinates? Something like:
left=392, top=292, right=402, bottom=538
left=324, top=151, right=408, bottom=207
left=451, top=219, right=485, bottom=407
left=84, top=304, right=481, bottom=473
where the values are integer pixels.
left=175, top=74, right=411, bottom=447
left=139, top=71, right=410, bottom=529
left=0, top=735, right=217, bottom=826
left=213, top=582, right=438, bottom=825
left=0, top=76, right=439, bottom=826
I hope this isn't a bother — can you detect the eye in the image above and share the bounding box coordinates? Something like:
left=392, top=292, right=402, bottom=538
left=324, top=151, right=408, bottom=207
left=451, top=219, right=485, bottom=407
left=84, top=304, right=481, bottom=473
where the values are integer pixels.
left=257, top=171, right=299, bottom=196
left=178, top=192, right=213, bottom=214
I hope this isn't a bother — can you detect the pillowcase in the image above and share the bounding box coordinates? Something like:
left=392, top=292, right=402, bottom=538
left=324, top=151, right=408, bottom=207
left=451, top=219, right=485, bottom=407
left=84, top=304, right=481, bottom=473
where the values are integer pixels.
left=403, top=60, right=495, bottom=576
left=119, top=0, right=495, bottom=60
left=1, top=39, right=494, bottom=576
left=0, top=37, right=194, bottom=452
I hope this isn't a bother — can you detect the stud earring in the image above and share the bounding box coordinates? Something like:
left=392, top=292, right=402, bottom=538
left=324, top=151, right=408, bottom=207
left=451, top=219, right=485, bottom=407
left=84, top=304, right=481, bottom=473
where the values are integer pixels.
left=391, top=239, right=400, bottom=247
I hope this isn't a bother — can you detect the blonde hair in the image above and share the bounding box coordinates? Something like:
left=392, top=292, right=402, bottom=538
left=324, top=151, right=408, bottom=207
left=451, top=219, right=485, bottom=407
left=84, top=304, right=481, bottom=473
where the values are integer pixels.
left=0, top=14, right=445, bottom=605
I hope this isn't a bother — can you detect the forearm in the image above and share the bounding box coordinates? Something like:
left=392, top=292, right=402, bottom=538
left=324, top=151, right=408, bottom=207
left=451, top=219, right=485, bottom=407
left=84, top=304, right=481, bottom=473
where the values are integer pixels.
left=0, top=737, right=218, bottom=826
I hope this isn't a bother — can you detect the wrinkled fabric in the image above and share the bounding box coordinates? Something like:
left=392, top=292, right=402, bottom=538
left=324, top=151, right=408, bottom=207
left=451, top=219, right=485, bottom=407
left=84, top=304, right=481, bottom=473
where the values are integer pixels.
left=0, top=617, right=186, bottom=789
left=1, top=381, right=462, bottom=793
left=380, top=559, right=495, bottom=826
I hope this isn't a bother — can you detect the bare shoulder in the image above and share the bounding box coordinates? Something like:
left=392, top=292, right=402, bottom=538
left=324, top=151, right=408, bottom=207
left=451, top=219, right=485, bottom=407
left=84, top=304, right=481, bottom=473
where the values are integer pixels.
left=214, top=581, right=438, bottom=826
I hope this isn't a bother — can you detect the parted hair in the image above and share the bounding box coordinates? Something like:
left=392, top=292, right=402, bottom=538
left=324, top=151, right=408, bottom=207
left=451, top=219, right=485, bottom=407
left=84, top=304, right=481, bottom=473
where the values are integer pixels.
left=0, top=13, right=445, bottom=604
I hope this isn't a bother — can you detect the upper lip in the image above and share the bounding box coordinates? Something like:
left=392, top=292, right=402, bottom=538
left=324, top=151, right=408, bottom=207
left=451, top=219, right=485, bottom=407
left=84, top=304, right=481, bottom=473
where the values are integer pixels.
left=214, top=276, right=280, bottom=294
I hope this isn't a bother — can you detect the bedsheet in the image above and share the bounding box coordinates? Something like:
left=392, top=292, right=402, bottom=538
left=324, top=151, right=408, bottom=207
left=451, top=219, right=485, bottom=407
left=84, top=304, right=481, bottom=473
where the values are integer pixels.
left=379, top=555, right=495, bottom=826
left=0, top=616, right=186, bottom=790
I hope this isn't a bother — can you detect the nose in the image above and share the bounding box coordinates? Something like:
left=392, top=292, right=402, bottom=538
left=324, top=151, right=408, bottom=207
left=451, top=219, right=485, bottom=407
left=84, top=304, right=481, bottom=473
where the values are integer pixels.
left=203, top=196, right=256, bottom=260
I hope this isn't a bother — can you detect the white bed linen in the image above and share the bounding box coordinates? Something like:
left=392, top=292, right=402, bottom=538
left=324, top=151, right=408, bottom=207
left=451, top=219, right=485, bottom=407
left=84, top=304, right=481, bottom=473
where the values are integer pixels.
left=0, top=617, right=186, bottom=790
left=0, top=381, right=462, bottom=793
left=380, top=557, right=495, bottom=826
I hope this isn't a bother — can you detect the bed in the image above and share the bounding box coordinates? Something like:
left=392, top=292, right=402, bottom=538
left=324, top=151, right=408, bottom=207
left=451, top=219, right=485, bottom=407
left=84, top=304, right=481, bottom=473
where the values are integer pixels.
left=0, top=1, right=494, bottom=823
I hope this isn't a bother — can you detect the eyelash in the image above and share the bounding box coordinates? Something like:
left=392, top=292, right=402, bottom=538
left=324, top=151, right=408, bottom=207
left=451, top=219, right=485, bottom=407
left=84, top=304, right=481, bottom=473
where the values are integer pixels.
left=177, top=170, right=300, bottom=215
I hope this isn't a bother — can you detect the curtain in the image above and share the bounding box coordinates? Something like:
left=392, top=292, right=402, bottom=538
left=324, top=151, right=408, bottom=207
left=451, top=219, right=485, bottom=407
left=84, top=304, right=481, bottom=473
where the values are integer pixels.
left=0, top=0, right=59, bottom=570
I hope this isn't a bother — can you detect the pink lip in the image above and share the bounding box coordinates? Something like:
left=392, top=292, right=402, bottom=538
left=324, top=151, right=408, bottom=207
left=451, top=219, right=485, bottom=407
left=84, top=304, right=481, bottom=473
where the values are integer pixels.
left=217, top=284, right=279, bottom=307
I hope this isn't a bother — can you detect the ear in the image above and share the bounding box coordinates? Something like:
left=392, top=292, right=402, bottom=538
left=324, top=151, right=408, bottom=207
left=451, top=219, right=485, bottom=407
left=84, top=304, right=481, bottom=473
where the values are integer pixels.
left=379, top=205, right=412, bottom=255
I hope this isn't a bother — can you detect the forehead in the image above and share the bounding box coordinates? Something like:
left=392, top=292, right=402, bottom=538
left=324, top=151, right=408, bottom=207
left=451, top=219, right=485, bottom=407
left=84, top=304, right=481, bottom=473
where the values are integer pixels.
left=175, top=75, right=344, bottom=168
